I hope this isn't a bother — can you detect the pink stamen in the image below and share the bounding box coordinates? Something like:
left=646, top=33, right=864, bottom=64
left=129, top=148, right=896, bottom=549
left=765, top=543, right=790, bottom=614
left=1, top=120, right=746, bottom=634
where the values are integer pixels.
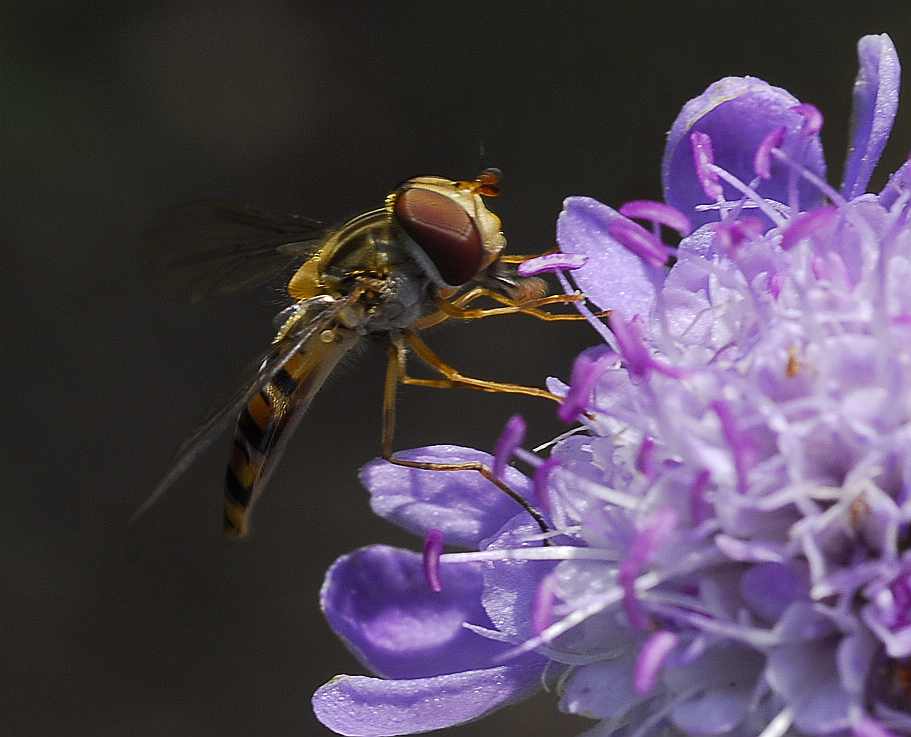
left=533, top=457, right=560, bottom=516
left=810, top=253, right=848, bottom=283
left=610, top=314, right=683, bottom=380
left=689, top=469, right=712, bottom=524
left=607, top=221, right=674, bottom=268
left=769, top=272, right=784, bottom=299
left=714, top=217, right=763, bottom=253
left=791, top=103, right=823, bottom=136
left=619, top=200, right=692, bottom=236
left=635, top=435, right=656, bottom=478
left=423, top=529, right=444, bottom=592
left=754, top=126, right=786, bottom=180
left=853, top=716, right=899, bottom=737
left=634, top=630, right=679, bottom=694
left=710, top=400, right=753, bottom=494
left=780, top=206, right=839, bottom=251
left=518, top=252, right=588, bottom=276
left=532, top=575, right=556, bottom=635
left=559, top=349, right=616, bottom=422
left=619, top=508, right=677, bottom=630
left=690, top=131, right=724, bottom=201
left=493, top=414, right=526, bottom=479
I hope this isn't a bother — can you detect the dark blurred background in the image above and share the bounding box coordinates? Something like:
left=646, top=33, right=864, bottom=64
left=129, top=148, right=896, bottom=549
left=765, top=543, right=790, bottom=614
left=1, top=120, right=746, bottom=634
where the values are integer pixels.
left=4, top=2, right=910, bottom=735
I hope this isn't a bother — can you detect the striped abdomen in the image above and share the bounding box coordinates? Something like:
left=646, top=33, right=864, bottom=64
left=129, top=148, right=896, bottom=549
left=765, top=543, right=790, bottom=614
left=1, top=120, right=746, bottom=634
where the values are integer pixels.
left=224, top=329, right=357, bottom=538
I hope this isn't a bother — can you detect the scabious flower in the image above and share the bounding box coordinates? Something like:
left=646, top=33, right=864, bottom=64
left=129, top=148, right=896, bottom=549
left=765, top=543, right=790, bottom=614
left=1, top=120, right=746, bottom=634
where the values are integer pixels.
left=314, top=34, right=911, bottom=737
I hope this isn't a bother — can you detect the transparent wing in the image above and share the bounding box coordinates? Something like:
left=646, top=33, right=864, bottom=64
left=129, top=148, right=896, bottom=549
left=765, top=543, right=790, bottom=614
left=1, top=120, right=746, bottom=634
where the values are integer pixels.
left=145, top=200, right=330, bottom=302
left=132, top=297, right=340, bottom=522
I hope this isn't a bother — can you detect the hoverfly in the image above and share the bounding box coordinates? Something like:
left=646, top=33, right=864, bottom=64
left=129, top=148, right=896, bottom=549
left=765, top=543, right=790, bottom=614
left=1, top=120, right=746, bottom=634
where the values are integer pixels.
left=140, top=170, right=598, bottom=537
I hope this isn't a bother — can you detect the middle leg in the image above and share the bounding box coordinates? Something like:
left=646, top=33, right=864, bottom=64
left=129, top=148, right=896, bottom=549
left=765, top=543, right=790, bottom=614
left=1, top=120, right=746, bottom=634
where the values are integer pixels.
left=380, top=336, right=550, bottom=533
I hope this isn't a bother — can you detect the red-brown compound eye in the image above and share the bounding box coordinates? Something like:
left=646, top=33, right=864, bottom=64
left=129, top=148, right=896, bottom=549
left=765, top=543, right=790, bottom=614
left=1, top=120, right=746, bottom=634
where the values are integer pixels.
left=394, top=187, right=483, bottom=285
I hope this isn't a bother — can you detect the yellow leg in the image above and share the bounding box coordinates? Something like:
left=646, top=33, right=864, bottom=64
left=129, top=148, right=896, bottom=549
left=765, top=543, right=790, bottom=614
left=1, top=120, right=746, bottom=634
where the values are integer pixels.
left=414, top=288, right=610, bottom=330
left=381, top=336, right=550, bottom=534
left=404, top=330, right=561, bottom=404
left=437, top=291, right=609, bottom=322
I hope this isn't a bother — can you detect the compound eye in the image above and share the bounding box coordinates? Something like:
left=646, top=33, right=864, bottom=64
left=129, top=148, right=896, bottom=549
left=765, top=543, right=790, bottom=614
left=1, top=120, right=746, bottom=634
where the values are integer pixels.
left=394, top=188, right=483, bottom=285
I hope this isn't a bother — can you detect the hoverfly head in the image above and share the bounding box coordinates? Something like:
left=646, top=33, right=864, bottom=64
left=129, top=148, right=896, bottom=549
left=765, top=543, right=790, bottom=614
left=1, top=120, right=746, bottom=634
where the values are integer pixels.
left=389, top=171, right=506, bottom=288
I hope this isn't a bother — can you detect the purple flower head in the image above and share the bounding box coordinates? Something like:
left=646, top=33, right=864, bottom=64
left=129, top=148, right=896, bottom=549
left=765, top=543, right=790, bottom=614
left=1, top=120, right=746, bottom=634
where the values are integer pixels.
left=316, top=33, right=911, bottom=737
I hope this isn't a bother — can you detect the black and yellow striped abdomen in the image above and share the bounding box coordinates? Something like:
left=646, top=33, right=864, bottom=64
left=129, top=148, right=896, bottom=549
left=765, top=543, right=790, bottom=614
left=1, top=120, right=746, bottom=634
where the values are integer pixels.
left=224, top=330, right=358, bottom=538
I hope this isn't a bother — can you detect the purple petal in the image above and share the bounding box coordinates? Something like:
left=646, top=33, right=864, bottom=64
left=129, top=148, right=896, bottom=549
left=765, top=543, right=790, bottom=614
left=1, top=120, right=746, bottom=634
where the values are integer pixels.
left=313, top=663, right=544, bottom=737
left=517, top=252, right=587, bottom=276
left=838, top=628, right=877, bottom=697
left=663, top=76, right=826, bottom=228
left=481, top=516, right=553, bottom=640
left=422, top=530, right=444, bottom=593
left=841, top=34, right=901, bottom=199
left=665, top=645, right=764, bottom=735
left=532, top=457, right=560, bottom=516
left=670, top=685, right=753, bottom=735
left=557, top=196, right=662, bottom=316
left=559, top=653, right=645, bottom=719
left=321, top=545, right=512, bottom=679
left=767, top=639, right=851, bottom=733
left=493, top=415, right=526, bottom=479
left=880, top=157, right=911, bottom=210
left=531, top=574, right=556, bottom=636
left=740, top=562, right=809, bottom=622
left=619, top=199, right=692, bottom=236
left=774, top=603, right=836, bottom=642
left=361, top=446, right=533, bottom=547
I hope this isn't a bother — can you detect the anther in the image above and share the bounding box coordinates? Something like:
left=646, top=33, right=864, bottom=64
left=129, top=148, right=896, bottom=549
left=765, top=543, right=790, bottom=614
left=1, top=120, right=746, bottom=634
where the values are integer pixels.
left=635, top=436, right=656, bottom=478
left=714, top=217, right=763, bottom=253
left=518, top=252, right=588, bottom=276
left=634, top=630, right=679, bottom=694
left=423, top=528, right=444, bottom=592
left=610, top=315, right=683, bottom=381
left=754, top=126, right=786, bottom=180
left=689, top=469, right=712, bottom=524
left=619, top=508, right=677, bottom=630
left=493, top=415, right=526, bottom=479
left=619, top=200, right=692, bottom=237
left=607, top=221, right=674, bottom=268
left=791, top=103, right=823, bottom=136
left=690, top=131, right=724, bottom=201
left=780, top=206, right=838, bottom=251
left=559, top=348, right=616, bottom=422
left=710, top=400, right=753, bottom=494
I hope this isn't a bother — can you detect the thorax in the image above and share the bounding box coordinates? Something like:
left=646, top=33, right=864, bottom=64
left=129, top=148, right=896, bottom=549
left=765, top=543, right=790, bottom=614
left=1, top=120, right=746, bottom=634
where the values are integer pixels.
left=287, top=209, right=438, bottom=334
